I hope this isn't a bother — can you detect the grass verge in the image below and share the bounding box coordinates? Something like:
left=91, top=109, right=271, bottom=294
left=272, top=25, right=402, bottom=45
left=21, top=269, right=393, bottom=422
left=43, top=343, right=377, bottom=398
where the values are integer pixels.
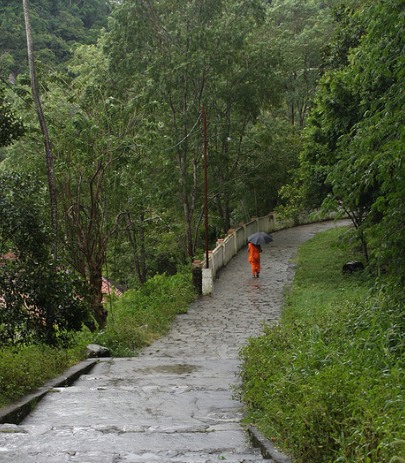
left=0, top=270, right=195, bottom=409
left=240, top=227, right=405, bottom=463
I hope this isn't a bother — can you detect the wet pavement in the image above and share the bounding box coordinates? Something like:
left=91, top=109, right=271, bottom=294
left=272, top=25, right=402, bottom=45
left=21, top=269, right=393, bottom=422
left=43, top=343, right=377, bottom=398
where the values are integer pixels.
left=0, top=220, right=349, bottom=463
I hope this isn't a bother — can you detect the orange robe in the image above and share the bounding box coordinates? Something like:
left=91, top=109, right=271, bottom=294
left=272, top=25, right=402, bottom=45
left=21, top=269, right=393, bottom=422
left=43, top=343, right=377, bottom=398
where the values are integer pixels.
left=248, top=242, right=261, bottom=277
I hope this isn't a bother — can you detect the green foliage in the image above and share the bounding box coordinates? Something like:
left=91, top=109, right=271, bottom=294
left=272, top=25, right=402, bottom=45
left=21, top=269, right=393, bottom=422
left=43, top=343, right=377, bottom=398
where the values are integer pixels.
left=0, top=270, right=195, bottom=407
left=235, top=114, right=302, bottom=219
left=94, top=270, right=196, bottom=356
left=0, top=172, right=49, bottom=259
left=290, top=0, right=405, bottom=283
left=265, top=0, right=335, bottom=127
left=240, top=227, right=405, bottom=462
left=2, top=0, right=338, bottom=284
left=103, top=0, right=319, bottom=246
left=105, top=0, right=262, bottom=246
left=0, top=259, right=91, bottom=346
left=0, top=87, right=25, bottom=147
left=0, top=0, right=111, bottom=79
left=0, top=172, right=90, bottom=346
left=322, top=0, right=365, bottom=69
left=0, top=343, right=88, bottom=408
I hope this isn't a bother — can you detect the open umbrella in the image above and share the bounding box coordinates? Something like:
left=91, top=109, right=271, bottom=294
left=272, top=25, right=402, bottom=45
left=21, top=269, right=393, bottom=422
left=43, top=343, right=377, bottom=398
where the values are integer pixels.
left=248, top=231, right=273, bottom=246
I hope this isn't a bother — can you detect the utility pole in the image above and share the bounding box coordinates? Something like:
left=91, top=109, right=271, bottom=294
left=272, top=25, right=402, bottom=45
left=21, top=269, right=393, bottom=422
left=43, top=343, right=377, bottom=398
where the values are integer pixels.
left=202, top=105, right=209, bottom=269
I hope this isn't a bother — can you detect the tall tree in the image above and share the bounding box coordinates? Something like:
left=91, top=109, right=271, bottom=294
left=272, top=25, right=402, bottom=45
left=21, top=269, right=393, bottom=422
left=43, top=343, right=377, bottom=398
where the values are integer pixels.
left=22, top=0, right=58, bottom=256
left=297, top=0, right=405, bottom=279
left=199, top=4, right=283, bottom=231
left=264, top=0, right=334, bottom=128
left=105, top=0, right=276, bottom=255
left=48, top=43, right=138, bottom=327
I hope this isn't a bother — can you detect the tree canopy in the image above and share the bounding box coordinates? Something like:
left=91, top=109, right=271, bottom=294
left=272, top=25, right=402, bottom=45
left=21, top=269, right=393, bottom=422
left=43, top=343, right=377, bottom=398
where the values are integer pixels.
left=0, top=86, right=24, bottom=148
left=295, top=0, right=405, bottom=282
left=0, top=0, right=111, bottom=80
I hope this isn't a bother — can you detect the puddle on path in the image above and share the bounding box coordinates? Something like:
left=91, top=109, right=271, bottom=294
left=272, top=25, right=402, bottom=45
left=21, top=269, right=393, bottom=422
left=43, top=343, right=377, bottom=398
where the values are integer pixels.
left=137, top=364, right=199, bottom=375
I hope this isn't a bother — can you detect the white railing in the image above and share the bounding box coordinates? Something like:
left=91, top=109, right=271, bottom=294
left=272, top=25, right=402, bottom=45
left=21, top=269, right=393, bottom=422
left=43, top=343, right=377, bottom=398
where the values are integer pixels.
left=196, top=213, right=276, bottom=294
left=197, top=210, right=337, bottom=295
left=206, top=214, right=275, bottom=279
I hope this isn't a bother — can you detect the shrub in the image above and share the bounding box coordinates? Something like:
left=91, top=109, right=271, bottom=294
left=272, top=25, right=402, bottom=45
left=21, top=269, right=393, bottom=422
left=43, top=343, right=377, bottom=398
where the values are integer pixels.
left=0, top=344, right=81, bottom=408
left=94, top=270, right=195, bottom=356
left=0, top=172, right=90, bottom=347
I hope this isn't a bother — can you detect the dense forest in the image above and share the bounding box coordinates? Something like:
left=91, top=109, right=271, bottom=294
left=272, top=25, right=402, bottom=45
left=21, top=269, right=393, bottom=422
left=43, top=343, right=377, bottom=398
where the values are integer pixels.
left=0, top=0, right=111, bottom=80
left=0, top=0, right=404, bottom=342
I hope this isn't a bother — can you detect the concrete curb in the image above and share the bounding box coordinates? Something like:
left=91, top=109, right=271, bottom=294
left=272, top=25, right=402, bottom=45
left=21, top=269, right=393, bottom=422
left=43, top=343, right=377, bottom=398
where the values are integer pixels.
left=248, top=425, right=293, bottom=462
left=0, top=358, right=98, bottom=425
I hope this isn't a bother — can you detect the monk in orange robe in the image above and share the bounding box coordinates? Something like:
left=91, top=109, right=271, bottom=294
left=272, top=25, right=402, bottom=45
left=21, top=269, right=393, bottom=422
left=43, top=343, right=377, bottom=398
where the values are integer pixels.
left=248, top=242, right=262, bottom=278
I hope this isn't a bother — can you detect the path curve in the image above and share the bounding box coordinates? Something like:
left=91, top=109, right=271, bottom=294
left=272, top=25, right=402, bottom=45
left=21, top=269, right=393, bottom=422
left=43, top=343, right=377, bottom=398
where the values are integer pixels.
left=0, top=220, right=349, bottom=463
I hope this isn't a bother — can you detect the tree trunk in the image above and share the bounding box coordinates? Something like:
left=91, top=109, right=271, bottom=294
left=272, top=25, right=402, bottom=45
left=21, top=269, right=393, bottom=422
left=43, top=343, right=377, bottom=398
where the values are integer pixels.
left=88, top=265, right=107, bottom=329
left=124, top=212, right=147, bottom=284
left=59, top=163, right=110, bottom=329
left=22, top=0, right=58, bottom=258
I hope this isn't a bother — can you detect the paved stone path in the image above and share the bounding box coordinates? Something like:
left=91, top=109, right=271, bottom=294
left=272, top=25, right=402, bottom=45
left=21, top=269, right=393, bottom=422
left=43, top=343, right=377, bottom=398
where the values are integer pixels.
left=0, top=220, right=349, bottom=463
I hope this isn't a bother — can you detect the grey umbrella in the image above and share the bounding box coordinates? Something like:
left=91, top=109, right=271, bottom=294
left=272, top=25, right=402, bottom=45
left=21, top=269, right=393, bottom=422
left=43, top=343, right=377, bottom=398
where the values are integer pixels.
left=248, top=231, right=273, bottom=245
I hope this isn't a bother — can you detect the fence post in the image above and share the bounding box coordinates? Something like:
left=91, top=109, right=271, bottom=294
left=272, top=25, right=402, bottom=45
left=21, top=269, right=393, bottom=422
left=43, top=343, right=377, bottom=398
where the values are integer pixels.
left=202, top=267, right=213, bottom=295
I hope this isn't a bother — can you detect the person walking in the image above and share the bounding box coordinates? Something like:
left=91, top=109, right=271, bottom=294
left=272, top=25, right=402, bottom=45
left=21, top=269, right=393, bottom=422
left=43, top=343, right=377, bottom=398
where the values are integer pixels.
left=248, top=241, right=262, bottom=278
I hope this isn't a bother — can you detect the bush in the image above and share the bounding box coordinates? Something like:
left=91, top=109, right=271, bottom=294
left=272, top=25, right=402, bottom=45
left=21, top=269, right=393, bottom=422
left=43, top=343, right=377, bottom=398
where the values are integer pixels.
left=0, top=344, right=85, bottom=408
left=0, top=260, right=90, bottom=346
left=93, top=270, right=195, bottom=356
left=0, top=172, right=91, bottom=347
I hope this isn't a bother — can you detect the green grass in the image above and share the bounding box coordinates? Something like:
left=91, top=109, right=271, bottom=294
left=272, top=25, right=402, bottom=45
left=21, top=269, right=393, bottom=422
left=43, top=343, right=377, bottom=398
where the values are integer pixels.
left=240, top=227, right=405, bottom=463
left=0, top=270, right=196, bottom=409
left=94, top=271, right=195, bottom=356
left=0, top=344, right=87, bottom=408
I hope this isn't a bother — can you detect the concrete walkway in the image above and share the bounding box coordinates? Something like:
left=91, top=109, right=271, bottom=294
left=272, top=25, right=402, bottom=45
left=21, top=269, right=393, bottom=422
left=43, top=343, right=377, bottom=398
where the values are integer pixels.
left=0, top=220, right=349, bottom=463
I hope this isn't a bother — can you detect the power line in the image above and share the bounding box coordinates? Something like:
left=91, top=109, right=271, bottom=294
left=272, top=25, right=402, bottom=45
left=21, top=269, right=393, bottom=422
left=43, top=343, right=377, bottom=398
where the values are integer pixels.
left=164, top=112, right=202, bottom=151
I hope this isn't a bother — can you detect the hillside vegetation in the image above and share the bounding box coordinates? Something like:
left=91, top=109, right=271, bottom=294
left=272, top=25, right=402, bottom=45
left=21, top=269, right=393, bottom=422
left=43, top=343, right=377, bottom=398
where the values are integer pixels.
left=240, top=227, right=404, bottom=463
left=0, top=0, right=110, bottom=79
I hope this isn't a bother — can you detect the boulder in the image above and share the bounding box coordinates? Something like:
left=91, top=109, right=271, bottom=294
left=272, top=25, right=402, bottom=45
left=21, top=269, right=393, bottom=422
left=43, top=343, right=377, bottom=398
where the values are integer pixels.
left=342, top=261, right=364, bottom=273
left=86, top=344, right=110, bottom=358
